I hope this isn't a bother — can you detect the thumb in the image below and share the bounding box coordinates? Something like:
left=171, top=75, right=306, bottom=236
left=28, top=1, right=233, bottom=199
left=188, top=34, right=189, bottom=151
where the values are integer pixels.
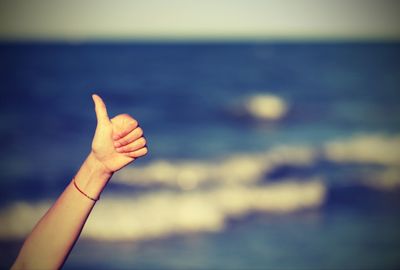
left=92, top=94, right=110, bottom=124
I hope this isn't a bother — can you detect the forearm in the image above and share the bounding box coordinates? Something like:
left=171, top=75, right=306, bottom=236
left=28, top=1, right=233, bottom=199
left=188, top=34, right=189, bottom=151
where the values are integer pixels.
left=12, top=153, right=112, bottom=270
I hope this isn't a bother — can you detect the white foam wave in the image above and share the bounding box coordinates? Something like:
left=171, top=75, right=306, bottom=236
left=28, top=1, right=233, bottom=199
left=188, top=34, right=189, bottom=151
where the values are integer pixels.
left=0, top=180, right=325, bottom=241
left=2, top=133, right=399, bottom=241
left=0, top=201, right=50, bottom=240
left=324, top=134, right=400, bottom=166
left=362, top=167, right=400, bottom=191
left=114, top=145, right=317, bottom=189
left=241, top=93, right=288, bottom=120
left=114, top=133, right=400, bottom=191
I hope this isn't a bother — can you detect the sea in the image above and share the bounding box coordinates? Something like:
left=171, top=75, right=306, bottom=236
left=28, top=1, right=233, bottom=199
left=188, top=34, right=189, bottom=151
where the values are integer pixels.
left=0, top=42, right=399, bottom=269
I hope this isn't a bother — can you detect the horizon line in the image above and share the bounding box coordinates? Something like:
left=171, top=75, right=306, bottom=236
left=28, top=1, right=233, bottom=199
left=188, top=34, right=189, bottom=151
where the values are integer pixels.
left=1, top=35, right=400, bottom=44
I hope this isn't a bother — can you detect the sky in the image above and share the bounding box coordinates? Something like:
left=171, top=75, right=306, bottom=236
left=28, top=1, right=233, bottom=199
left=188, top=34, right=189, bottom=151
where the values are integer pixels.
left=0, top=0, right=399, bottom=41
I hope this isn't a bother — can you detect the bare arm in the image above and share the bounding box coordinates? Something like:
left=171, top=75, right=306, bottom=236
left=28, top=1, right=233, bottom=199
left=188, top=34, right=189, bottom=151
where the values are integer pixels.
left=12, top=94, right=147, bottom=270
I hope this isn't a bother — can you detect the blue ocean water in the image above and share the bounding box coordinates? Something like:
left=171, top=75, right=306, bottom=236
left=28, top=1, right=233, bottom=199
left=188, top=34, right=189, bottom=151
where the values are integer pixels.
left=0, top=42, right=400, bottom=269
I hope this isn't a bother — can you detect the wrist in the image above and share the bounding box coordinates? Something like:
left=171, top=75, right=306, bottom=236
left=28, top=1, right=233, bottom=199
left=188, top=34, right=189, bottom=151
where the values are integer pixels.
left=72, top=153, right=113, bottom=201
left=86, top=152, right=114, bottom=179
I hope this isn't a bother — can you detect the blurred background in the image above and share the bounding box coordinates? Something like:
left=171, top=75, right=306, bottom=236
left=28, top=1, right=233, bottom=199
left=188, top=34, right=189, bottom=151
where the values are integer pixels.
left=0, top=0, right=400, bottom=269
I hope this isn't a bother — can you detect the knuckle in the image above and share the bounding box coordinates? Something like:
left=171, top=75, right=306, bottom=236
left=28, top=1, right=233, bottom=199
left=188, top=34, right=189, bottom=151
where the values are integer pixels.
left=122, top=114, right=138, bottom=126
left=136, top=127, right=144, bottom=137
left=129, top=147, right=148, bottom=158
left=140, top=137, right=146, bottom=146
left=130, top=119, right=138, bottom=128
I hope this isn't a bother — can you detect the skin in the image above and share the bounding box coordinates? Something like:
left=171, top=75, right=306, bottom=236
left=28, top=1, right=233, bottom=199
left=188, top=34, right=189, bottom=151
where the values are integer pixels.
left=11, top=94, right=148, bottom=270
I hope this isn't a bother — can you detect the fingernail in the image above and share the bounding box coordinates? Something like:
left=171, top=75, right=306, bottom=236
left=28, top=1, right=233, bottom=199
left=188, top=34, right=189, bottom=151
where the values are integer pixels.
left=114, top=141, right=121, bottom=147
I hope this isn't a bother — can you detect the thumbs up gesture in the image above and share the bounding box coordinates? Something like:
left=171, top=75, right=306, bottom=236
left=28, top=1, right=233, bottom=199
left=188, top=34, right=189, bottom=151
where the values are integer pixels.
left=91, top=94, right=148, bottom=174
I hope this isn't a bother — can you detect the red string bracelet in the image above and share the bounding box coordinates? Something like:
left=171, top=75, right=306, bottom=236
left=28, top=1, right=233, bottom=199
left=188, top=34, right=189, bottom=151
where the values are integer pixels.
left=73, top=179, right=99, bottom=202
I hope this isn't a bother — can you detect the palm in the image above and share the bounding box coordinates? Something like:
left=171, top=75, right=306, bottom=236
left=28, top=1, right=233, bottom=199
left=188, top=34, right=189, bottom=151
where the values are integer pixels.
left=91, top=95, right=147, bottom=173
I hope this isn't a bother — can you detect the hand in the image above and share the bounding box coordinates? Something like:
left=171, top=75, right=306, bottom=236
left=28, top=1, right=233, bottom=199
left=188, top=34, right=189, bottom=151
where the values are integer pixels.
left=91, top=94, right=148, bottom=174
